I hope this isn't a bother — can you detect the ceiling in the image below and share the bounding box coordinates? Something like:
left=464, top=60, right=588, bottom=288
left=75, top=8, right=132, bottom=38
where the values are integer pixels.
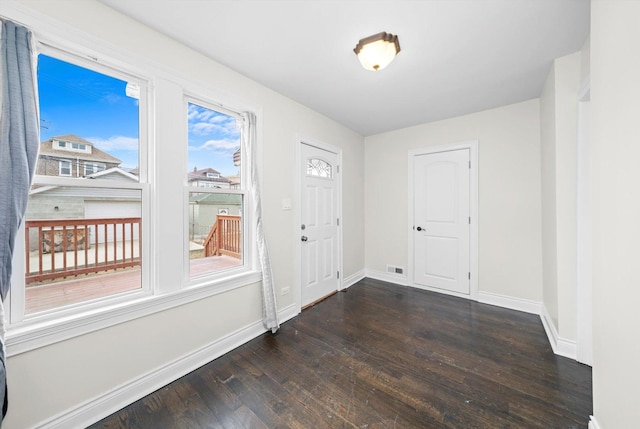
left=99, top=0, right=590, bottom=136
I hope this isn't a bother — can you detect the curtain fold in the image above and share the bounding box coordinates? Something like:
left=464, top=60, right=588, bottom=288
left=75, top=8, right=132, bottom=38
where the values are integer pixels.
left=241, top=112, right=279, bottom=333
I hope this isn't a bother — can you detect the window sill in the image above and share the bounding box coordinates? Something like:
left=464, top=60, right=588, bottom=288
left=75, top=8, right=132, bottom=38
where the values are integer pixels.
left=6, top=270, right=262, bottom=357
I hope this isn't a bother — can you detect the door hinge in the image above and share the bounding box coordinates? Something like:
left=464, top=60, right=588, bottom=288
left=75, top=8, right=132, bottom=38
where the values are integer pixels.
left=337, top=271, right=340, bottom=279
left=337, top=165, right=340, bottom=173
left=468, top=272, right=471, bottom=280
left=469, top=216, right=471, bottom=224
left=337, top=218, right=340, bottom=226
left=469, top=160, right=471, bottom=169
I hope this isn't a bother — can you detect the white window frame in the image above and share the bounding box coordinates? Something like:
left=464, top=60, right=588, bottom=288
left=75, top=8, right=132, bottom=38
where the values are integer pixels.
left=183, top=96, right=254, bottom=287
left=4, top=28, right=262, bottom=356
left=58, top=159, right=72, bottom=176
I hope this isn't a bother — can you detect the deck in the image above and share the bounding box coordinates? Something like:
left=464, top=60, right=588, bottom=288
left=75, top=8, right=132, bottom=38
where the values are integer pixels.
left=25, top=255, right=241, bottom=314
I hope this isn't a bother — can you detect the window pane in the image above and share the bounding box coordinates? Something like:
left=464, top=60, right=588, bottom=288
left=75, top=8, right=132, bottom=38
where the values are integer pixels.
left=26, top=53, right=143, bottom=313
left=187, top=102, right=244, bottom=278
left=187, top=103, right=241, bottom=189
left=25, top=188, right=142, bottom=314
left=307, top=158, right=332, bottom=178
left=188, top=192, right=243, bottom=277
left=37, top=54, right=140, bottom=178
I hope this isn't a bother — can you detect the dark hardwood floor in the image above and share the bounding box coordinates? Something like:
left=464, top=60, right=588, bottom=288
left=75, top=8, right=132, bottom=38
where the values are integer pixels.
left=90, top=278, right=592, bottom=428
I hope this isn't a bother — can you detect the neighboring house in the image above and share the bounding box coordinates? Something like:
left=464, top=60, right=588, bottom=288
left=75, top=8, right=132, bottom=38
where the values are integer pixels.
left=188, top=167, right=232, bottom=189
left=36, top=134, right=121, bottom=178
left=226, top=174, right=241, bottom=189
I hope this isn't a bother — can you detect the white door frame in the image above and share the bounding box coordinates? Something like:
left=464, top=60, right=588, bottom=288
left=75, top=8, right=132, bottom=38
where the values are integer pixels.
left=408, top=140, right=479, bottom=300
left=294, top=135, right=343, bottom=312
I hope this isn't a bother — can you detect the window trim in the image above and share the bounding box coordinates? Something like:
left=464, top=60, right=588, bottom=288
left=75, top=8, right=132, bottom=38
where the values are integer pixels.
left=8, top=41, right=153, bottom=348
left=58, top=159, right=72, bottom=176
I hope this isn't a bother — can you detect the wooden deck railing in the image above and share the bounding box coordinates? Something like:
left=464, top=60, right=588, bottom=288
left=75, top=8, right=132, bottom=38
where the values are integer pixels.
left=25, top=217, right=141, bottom=284
left=203, top=215, right=241, bottom=258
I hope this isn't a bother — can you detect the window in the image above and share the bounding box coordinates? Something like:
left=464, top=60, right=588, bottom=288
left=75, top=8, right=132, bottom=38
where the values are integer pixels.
left=59, top=160, right=71, bottom=176
left=54, top=139, right=91, bottom=154
left=307, top=158, right=332, bottom=178
left=12, top=50, right=145, bottom=319
left=186, top=101, right=244, bottom=278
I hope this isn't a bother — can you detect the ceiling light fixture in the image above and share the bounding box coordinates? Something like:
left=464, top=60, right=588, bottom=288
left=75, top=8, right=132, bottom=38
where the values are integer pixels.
left=353, top=32, right=401, bottom=71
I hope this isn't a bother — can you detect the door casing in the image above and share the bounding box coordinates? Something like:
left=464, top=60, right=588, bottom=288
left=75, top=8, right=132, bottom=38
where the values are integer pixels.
left=295, top=136, right=343, bottom=312
left=408, top=141, right=479, bottom=300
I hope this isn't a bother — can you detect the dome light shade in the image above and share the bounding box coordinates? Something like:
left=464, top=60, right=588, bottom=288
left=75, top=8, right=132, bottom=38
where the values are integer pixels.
left=353, top=32, right=401, bottom=71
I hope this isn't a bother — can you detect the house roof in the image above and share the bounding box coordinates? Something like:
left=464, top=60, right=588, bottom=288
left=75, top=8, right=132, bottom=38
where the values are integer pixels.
left=86, top=167, right=139, bottom=182
left=189, top=193, right=242, bottom=205
left=188, top=167, right=232, bottom=184
left=38, top=134, right=122, bottom=164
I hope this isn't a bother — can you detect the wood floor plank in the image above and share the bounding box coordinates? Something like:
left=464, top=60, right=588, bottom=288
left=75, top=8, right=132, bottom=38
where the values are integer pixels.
left=89, top=278, right=592, bottom=428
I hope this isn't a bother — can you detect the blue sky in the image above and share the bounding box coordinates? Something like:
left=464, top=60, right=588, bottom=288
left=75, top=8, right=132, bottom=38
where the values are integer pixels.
left=38, top=54, right=240, bottom=176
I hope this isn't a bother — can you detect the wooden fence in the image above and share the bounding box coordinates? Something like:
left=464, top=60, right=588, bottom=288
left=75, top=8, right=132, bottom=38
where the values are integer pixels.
left=25, top=217, right=141, bottom=284
left=203, top=215, right=241, bottom=258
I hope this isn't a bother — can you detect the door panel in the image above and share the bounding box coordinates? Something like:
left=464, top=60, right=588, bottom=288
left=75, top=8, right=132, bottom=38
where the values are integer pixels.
left=414, top=149, right=470, bottom=294
left=301, top=144, right=339, bottom=305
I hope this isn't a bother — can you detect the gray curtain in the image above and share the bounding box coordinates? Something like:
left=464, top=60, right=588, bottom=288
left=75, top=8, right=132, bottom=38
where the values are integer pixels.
left=0, top=20, right=39, bottom=301
left=0, top=19, right=39, bottom=425
left=241, top=112, right=279, bottom=333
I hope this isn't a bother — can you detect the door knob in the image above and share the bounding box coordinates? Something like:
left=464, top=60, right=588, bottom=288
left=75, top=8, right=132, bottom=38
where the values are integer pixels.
left=301, top=236, right=308, bottom=242
left=416, top=226, right=423, bottom=231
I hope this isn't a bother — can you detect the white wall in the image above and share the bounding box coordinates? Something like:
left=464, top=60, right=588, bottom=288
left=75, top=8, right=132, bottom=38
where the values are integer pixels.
left=540, top=52, right=581, bottom=342
left=364, top=99, right=543, bottom=302
left=2, top=1, right=364, bottom=427
left=591, top=1, right=640, bottom=427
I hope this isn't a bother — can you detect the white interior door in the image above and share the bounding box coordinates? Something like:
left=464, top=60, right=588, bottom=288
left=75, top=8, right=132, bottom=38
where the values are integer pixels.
left=300, top=143, right=339, bottom=306
left=413, top=149, right=470, bottom=294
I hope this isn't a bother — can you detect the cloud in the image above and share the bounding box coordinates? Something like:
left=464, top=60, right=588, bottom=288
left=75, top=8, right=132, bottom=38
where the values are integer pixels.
left=188, top=103, right=240, bottom=138
left=102, top=93, right=123, bottom=105
left=86, top=135, right=139, bottom=151
left=190, top=138, right=239, bottom=152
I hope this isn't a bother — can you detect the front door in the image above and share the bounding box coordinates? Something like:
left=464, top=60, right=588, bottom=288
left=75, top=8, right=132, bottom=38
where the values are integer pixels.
left=413, top=149, right=470, bottom=294
left=300, top=143, right=339, bottom=306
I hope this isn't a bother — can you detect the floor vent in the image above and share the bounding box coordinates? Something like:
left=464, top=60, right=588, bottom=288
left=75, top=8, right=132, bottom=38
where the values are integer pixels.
left=386, top=265, right=404, bottom=275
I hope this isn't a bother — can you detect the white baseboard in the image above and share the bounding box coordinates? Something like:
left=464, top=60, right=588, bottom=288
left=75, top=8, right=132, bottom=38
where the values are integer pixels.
left=278, top=303, right=299, bottom=324
left=343, top=269, right=365, bottom=289
left=540, top=304, right=577, bottom=360
left=477, top=291, right=541, bottom=315
left=588, top=415, right=601, bottom=429
left=39, top=305, right=295, bottom=429
left=411, top=282, right=474, bottom=300
left=364, top=269, right=408, bottom=286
